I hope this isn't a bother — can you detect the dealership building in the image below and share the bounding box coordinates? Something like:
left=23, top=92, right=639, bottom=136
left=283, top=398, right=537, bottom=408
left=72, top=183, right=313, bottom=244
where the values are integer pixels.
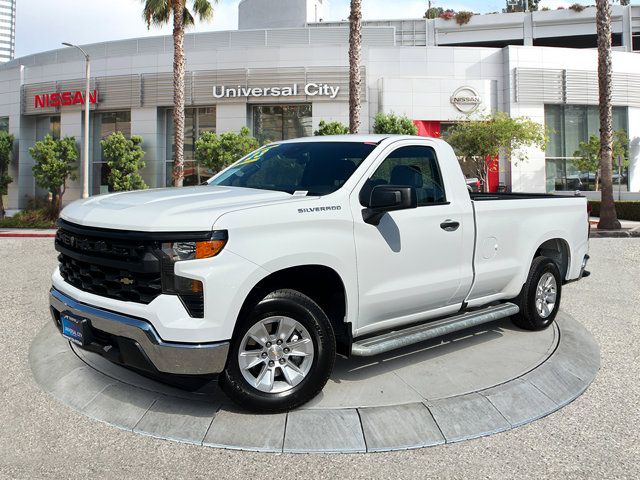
left=1, top=0, right=640, bottom=210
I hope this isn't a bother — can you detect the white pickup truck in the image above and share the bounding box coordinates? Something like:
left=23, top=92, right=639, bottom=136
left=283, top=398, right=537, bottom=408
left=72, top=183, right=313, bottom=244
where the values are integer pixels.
left=50, top=135, right=590, bottom=412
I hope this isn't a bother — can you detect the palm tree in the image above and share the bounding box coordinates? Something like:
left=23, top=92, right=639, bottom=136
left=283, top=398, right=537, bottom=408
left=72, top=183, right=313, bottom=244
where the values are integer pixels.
left=143, top=0, right=216, bottom=187
left=348, top=0, right=362, bottom=134
left=595, top=0, right=620, bottom=230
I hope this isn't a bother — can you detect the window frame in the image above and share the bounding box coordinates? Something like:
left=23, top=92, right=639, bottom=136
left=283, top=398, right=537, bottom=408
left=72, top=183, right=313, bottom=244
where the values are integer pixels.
left=359, top=144, right=449, bottom=208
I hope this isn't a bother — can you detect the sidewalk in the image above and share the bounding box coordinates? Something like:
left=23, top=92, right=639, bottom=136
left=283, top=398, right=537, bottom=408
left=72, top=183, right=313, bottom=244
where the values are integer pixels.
left=0, top=228, right=57, bottom=238
left=589, top=217, right=640, bottom=238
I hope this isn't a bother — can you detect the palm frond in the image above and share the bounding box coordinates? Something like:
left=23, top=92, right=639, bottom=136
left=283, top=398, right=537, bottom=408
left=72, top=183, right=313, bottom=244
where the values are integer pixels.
left=192, top=0, right=217, bottom=21
left=142, top=0, right=171, bottom=28
left=183, top=7, right=195, bottom=26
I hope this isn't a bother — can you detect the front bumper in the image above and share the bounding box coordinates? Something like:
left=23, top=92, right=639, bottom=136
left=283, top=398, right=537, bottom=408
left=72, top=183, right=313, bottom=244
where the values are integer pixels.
left=49, top=288, right=229, bottom=375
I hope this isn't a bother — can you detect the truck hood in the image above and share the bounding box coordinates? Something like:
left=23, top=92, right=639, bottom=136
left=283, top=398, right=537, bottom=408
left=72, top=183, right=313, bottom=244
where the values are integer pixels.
left=60, top=186, right=296, bottom=232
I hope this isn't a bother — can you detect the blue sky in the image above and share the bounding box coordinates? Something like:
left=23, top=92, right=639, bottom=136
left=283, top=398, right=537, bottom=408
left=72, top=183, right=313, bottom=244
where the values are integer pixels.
left=14, top=0, right=628, bottom=58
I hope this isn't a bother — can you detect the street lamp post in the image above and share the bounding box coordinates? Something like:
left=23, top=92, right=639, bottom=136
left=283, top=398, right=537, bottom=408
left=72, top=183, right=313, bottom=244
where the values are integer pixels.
left=62, top=42, right=91, bottom=199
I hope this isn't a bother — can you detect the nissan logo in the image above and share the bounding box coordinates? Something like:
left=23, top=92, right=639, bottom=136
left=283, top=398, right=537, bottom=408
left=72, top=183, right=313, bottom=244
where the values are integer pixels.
left=450, top=86, right=482, bottom=113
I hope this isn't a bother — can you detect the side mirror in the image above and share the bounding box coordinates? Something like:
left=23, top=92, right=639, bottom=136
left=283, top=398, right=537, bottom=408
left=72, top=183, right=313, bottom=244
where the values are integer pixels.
left=362, top=185, right=417, bottom=225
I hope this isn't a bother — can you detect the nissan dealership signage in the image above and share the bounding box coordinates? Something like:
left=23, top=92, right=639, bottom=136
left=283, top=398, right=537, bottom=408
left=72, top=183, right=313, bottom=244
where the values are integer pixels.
left=34, top=90, right=98, bottom=109
left=213, top=83, right=340, bottom=99
left=450, top=86, right=482, bottom=113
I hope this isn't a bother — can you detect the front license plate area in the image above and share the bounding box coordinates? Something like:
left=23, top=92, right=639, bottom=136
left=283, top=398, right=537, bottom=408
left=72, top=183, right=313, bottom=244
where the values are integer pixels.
left=61, top=313, right=88, bottom=346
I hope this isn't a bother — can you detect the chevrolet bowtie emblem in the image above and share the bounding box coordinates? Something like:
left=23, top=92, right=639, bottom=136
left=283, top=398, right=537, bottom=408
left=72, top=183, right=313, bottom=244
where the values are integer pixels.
left=119, top=277, right=135, bottom=286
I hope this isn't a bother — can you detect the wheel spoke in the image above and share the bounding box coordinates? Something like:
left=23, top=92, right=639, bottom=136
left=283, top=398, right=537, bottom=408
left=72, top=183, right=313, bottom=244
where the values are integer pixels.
left=546, top=292, right=557, bottom=303
left=276, top=317, right=298, bottom=342
left=239, top=351, right=263, bottom=370
left=281, top=363, right=302, bottom=386
left=254, top=365, right=274, bottom=391
left=287, top=338, right=312, bottom=357
left=285, top=360, right=304, bottom=376
left=248, top=321, right=271, bottom=347
left=541, top=302, right=550, bottom=317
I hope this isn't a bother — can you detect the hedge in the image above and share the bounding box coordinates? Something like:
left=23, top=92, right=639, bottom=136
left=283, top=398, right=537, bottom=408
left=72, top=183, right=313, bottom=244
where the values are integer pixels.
left=588, top=201, right=640, bottom=222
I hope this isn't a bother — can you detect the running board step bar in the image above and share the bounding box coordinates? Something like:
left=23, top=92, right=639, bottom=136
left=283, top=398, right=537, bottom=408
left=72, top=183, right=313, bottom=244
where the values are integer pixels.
left=351, top=302, right=520, bottom=357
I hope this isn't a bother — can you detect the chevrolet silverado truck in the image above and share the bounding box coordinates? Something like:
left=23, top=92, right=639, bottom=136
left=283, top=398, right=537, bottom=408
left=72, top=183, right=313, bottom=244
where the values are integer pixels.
left=49, top=135, right=590, bottom=412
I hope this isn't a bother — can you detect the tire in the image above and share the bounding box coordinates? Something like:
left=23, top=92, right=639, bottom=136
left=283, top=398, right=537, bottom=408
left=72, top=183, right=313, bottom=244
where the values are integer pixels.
left=511, top=256, right=562, bottom=331
left=220, top=289, right=336, bottom=413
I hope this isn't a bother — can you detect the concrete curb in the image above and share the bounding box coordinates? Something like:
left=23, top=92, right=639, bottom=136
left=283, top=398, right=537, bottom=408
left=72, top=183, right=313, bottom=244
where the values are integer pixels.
left=0, top=229, right=57, bottom=238
left=589, top=229, right=640, bottom=238
left=30, top=312, right=599, bottom=454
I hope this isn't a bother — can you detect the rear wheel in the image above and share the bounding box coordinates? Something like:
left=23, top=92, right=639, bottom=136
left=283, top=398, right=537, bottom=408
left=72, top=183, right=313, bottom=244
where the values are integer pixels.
left=511, top=256, right=562, bottom=331
left=220, top=289, right=335, bottom=412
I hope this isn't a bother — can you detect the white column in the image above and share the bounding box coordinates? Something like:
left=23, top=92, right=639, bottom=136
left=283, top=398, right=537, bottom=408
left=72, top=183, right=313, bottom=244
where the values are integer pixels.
left=312, top=101, right=349, bottom=132
left=216, top=103, right=248, bottom=133
left=131, top=107, right=162, bottom=189
left=60, top=110, right=83, bottom=205
left=627, top=107, right=640, bottom=192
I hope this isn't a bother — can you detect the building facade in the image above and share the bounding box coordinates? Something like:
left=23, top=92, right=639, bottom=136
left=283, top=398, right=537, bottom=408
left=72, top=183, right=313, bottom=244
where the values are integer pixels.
left=1, top=1, right=640, bottom=211
left=0, top=0, right=15, bottom=63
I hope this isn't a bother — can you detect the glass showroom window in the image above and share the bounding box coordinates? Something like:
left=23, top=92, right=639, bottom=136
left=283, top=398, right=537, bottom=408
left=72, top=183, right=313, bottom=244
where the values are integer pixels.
left=0, top=117, right=8, bottom=132
left=91, top=111, right=131, bottom=195
left=35, top=115, right=60, bottom=141
left=165, top=107, right=216, bottom=187
left=252, top=104, right=312, bottom=144
left=545, top=105, right=628, bottom=192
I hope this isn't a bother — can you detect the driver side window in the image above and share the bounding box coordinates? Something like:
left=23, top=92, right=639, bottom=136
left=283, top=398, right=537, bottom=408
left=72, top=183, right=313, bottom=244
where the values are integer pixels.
left=364, top=146, right=446, bottom=206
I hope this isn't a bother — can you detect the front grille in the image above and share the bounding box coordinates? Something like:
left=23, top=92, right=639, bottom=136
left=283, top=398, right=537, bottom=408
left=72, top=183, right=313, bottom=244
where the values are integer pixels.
left=55, top=223, right=163, bottom=305
left=58, top=254, right=163, bottom=304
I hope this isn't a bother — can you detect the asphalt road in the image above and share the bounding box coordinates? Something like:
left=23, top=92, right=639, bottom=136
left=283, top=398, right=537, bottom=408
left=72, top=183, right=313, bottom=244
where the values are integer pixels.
left=0, top=238, right=638, bottom=480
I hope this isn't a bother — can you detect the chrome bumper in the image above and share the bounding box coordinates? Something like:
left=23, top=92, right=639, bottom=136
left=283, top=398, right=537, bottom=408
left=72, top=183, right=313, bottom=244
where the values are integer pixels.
left=49, top=288, right=229, bottom=375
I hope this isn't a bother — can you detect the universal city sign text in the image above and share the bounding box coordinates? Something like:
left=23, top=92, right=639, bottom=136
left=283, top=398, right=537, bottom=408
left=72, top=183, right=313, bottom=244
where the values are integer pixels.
left=34, top=90, right=99, bottom=109
left=213, top=83, right=340, bottom=99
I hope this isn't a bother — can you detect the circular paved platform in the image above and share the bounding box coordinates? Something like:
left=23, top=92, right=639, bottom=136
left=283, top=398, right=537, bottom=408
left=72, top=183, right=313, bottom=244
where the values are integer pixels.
left=30, top=312, right=599, bottom=453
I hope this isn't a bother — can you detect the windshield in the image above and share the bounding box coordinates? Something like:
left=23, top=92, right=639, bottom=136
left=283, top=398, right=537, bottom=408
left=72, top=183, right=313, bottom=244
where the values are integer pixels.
left=208, top=141, right=377, bottom=195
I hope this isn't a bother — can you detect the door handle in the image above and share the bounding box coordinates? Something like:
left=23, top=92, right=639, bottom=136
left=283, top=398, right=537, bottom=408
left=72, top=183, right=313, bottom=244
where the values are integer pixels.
left=440, top=220, right=460, bottom=232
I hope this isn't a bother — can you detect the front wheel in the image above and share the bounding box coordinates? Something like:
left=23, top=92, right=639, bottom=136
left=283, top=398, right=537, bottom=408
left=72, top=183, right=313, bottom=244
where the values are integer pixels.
left=220, top=289, right=335, bottom=412
left=511, top=256, right=562, bottom=331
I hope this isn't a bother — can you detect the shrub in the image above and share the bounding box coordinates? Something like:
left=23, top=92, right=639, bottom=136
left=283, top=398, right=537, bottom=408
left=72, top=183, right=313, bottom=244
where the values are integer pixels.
left=314, top=120, right=349, bottom=136
left=455, top=11, right=474, bottom=25
left=0, top=131, right=14, bottom=219
left=195, top=127, right=260, bottom=174
left=0, top=207, right=57, bottom=228
left=439, top=10, right=455, bottom=20
left=372, top=112, right=418, bottom=135
left=569, top=3, right=585, bottom=13
left=424, top=7, right=443, bottom=19
left=588, top=201, right=640, bottom=222
left=101, top=132, right=147, bottom=192
left=30, top=135, right=78, bottom=216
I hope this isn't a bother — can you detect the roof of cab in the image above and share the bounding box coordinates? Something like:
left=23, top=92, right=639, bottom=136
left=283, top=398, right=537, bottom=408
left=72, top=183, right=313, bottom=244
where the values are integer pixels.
left=273, top=134, right=445, bottom=145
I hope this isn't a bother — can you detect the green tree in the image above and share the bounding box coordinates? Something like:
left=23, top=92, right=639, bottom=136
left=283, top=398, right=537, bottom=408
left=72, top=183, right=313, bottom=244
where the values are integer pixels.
left=423, top=6, right=443, bottom=19
left=30, top=135, right=78, bottom=215
left=314, top=120, right=349, bottom=136
left=101, top=132, right=147, bottom=192
left=372, top=112, right=418, bottom=135
left=195, top=127, right=259, bottom=174
left=0, top=131, right=14, bottom=219
left=444, top=113, right=547, bottom=192
left=573, top=130, right=629, bottom=191
left=142, top=0, right=217, bottom=187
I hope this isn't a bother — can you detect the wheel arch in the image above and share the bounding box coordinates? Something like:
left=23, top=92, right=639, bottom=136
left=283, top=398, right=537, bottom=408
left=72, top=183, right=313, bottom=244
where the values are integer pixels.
left=235, top=264, right=352, bottom=356
left=533, top=237, right=571, bottom=281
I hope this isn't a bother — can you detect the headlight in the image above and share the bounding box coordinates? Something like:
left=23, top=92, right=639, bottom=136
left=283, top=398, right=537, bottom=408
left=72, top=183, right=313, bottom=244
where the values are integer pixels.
left=161, top=237, right=227, bottom=262
left=158, top=230, right=228, bottom=317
